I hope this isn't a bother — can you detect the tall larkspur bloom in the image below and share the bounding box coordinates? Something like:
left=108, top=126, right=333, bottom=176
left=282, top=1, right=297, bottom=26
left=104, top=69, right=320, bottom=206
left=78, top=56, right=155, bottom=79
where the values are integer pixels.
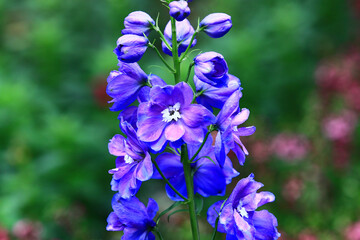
left=195, top=74, right=242, bottom=111
left=122, top=11, right=155, bottom=36
left=200, top=13, right=232, bottom=38
left=107, top=63, right=165, bottom=111
left=169, top=0, right=191, bottom=22
left=194, top=51, right=229, bottom=87
left=207, top=174, right=281, bottom=239
left=214, top=90, right=256, bottom=166
left=162, top=19, right=197, bottom=56
left=114, top=34, right=148, bottom=63
left=153, top=135, right=239, bottom=201
left=137, top=82, right=215, bottom=152
left=107, top=194, right=158, bottom=240
left=108, top=121, right=153, bottom=199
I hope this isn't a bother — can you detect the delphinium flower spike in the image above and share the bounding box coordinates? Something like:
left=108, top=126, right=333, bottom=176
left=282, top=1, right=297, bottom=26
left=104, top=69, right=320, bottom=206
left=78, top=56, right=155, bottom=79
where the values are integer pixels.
left=104, top=0, right=280, bottom=239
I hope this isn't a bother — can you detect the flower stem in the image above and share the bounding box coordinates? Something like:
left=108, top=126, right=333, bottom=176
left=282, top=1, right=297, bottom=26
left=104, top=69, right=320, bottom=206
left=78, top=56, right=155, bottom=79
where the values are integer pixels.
left=185, top=62, right=195, bottom=83
left=210, top=217, right=219, bottom=240
left=181, top=144, right=200, bottom=240
left=154, top=228, right=164, bottom=240
left=189, top=129, right=212, bottom=163
left=148, top=42, right=175, bottom=73
left=151, top=159, right=188, bottom=202
left=171, top=17, right=181, bottom=83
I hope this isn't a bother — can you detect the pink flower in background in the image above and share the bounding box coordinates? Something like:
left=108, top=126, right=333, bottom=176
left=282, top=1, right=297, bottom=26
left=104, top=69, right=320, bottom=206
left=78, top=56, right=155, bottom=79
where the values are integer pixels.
left=322, top=110, right=358, bottom=142
left=0, top=227, right=9, bottom=240
left=345, top=82, right=360, bottom=112
left=345, top=221, right=360, bottom=240
left=282, top=177, right=303, bottom=202
left=13, top=220, right=42, bottom=240
left=251, top=140, right=271, bottom=163
left=271, top=134, right=310, bottom=162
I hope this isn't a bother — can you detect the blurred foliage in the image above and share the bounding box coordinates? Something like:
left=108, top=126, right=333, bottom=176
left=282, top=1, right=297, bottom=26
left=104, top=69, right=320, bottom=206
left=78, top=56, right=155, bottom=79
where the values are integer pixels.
left=0, top=0, right=359, bottom=239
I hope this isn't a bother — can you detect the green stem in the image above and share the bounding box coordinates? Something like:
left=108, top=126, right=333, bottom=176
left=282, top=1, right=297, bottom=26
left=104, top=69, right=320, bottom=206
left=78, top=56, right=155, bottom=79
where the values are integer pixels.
left=181, top=144, right=200, bottom=240
left=151, top=159, right=188, bottom=201
left=189, top=130, right=211, bottom=163
left=154, top=228, right=164, bottom=240
left=185, top=62, right=194, bottom=83
left=210, top=217, right=219, bottom=240
left=149, top=43, right=175, bottom=73
left=179, top=30, right=198, bottom=62
left=171, top=17, right=181, bottom=83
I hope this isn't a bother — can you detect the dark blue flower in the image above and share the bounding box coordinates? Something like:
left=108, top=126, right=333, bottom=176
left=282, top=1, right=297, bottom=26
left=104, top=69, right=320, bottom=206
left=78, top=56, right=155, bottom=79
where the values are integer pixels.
left=200, top=13, right=232, bottom=38
left=169, top=1, right=191, bottom=21
left=106, top=62, right=148, bottom=111
left=107, top=194, right=158, bottom=240
left=108, top=121, right=153, bottom=199
left=195, top=74, right=242, bottom=111
left=152, top=135, right=239, bottom=201
left=137, top=74, right=167, bottom=103
left=161, top=19, right=197, bottom=56
left=194, top=52, right=229, bottom=87
left=214, top=90, right=256, bottom=166
left=137, top=82, right=215, bottom=152
left=122, top=11, right=155, bottom=36
left=207, top=174, right=280, bottom=240
left=114, top=34, right=148, bottom=63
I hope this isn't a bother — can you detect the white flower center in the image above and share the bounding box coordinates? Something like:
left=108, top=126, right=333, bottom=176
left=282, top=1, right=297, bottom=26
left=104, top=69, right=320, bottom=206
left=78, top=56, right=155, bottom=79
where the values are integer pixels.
left=161, top=102, right=181, bottom=123
left=124, top=155, right=134, bottom=164
left=233, top=126, right=238, bottom=132
left=237, top=205, right=248, bottom=218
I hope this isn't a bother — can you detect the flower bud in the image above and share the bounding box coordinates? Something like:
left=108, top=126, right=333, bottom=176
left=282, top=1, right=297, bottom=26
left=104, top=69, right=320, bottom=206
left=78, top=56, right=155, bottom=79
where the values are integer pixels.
left=114, top=35, right=148, bottom=63
left=169, top=1, right=190, bottom=22
left=161, top=19, right=196, bottom=56
left=122, top=11, right=155, bottom=36
left=200, top=13, right=232, bottom=38
left=194, top=51, right=229, bottom=87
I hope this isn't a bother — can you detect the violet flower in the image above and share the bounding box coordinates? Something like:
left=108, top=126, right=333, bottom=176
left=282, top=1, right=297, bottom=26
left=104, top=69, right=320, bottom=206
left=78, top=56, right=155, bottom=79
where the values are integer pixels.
left=114, top=34, right=148, bottom=63
left=108, top=121, right=153, bottom=199
left=200, top=13, right=232, bottom=38
left=195, top=74, right=242, bottom=110
left=161, top=19, right=197, bottom=56
left=107, top=194, right=158, bottom=240
left=137, top=82, right=215, bottom=152
left=207, top=174, right=280, bottom=239
left=169, top=0, right=191, bottom=21
left=106, top=62, right=148, bottom=111
left=152, top=135, right=239, bottom=201
left=122, top=11, right=155, bottom=36
left=194, top=52, right=229, bottom=87
left=214, top=90, right=256, bottom=166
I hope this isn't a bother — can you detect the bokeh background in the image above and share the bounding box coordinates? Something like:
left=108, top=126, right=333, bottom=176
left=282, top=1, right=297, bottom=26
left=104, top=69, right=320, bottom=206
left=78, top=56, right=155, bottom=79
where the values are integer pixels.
left=1, top=0, right=360, bottom=239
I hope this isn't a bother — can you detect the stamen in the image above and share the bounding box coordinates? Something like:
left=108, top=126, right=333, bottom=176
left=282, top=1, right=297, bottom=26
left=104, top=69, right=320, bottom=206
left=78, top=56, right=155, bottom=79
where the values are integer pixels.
left=237, top=205, right=248, bottom=218
left=162, top=102, right=182, bottom=122
left=124, top=155, right=134, bottom=164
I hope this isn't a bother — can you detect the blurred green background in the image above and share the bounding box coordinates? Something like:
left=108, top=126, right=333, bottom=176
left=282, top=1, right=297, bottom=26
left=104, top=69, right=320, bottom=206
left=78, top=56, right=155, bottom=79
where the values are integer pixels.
left=1, top=0, right=360, bottom=239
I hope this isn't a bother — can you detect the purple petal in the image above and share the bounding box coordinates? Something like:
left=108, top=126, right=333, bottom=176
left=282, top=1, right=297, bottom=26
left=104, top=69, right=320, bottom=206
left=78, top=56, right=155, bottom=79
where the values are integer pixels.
left=233, top=211, right=253, bottom=239
left=234, top=126, right=256, bottom=137
left=152, top=153, right=182, bottom=179
left=118, top=106, right=138, bottom=129
left=231, top=108, right=250, bottom=126
left=228, top=174, right=264, bottom=206
left=222, top=156, right=240, bottom=184
left=165, top=174, right=188, bottom=201
left=215, top=132, right=226, bottom=167
left=108, top=134, right=126, bottom=156
left=194, top=161, right=226, bottom=197
left=219, top=203, right=236, bottom=234
left=164, top=122, right=186, bottom=141
left=181, top=104, right=216, bottom=128
left=174, top=82, right=193, bottom=107
left=146, top=198, right=159, bottom=219
left=137, top=117, right=168, bottom=142
left=147, top=133, right=168, bottom=153
left=207, top=200, right=227, bottom=233
left=182, top=124, right=205, bottom=145
left=135, top=152, right=153, bottom=181
left=106, top=212, right=125, bottom=231
left=252, top=210, right=280, bottom=240
left=216, top=91, right=240, bottom=128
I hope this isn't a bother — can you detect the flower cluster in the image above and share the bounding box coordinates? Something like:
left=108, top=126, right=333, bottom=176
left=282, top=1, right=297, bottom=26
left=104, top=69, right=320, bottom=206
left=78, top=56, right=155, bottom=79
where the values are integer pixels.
left=105, top=1, right=279, bottom=239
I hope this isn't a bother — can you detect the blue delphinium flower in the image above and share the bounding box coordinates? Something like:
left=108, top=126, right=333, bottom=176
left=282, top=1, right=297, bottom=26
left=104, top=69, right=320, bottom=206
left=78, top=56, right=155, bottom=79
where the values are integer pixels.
left=122, top=11, right=155, bottom=36
left=214, top=90, right=256, bottom=166
left=106, top=62, right=148, bottom=111
left=107, top=193, right=158, bottom=240
left=108, top=121, right=153, bottom=199
left=114, top=34, right=148, bottom=63
left=195, top=74, right=242, bottom=111
left=207, top=174, right=280, bottom=239
left=161, top=19, right=197, bottom=56
left=194, top=51, right=229, bottom=87
left=137, top=82, right=215, bottom=152
left=169, top=0, right=191, bottom=21
left=200, top=13, right=232, bottom=38
left=153, top=135, right=239, bottom=201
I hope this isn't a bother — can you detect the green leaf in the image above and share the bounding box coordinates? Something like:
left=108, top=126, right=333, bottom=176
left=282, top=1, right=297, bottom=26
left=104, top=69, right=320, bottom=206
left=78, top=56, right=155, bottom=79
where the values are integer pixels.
left=156, top=201, right=183, bottom=224
left=195, top=195, right=204, bottom=215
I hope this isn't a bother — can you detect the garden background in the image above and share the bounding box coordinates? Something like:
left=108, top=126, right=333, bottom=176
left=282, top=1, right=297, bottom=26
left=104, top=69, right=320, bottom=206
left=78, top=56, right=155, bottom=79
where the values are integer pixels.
left=1, top=0, right=360, bottom=239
